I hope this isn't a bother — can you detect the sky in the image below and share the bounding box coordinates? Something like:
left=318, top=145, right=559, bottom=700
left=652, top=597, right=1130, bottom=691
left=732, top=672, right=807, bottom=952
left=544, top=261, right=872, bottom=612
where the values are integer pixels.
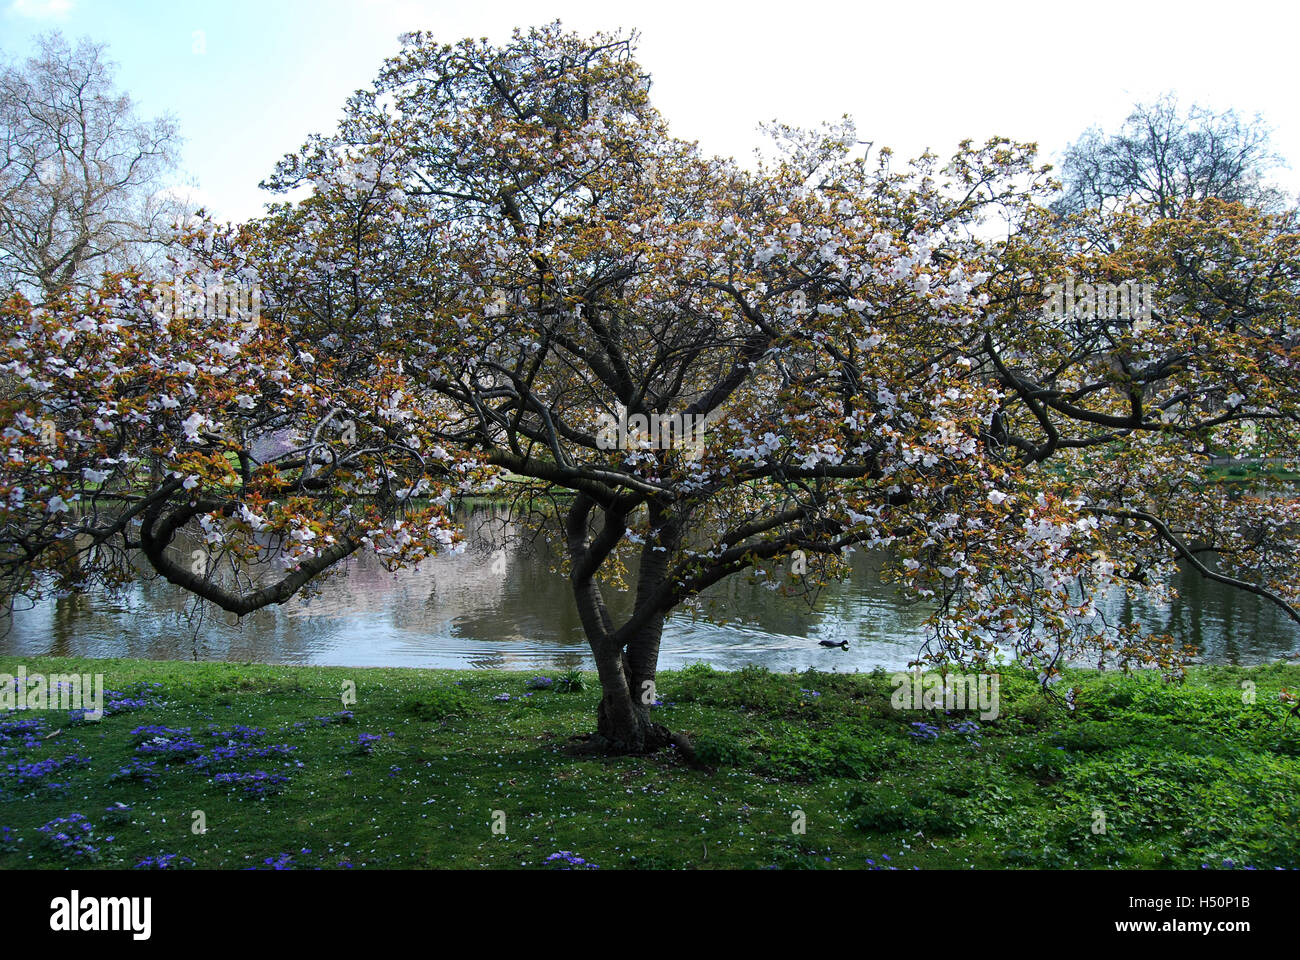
left=2, top=0, right=1297, bottom=223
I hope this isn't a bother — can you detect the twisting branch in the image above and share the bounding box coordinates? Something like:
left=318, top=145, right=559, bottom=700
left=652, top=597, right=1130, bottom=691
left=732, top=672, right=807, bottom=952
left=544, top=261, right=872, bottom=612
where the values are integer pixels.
left=1090, top=506, right=1300, bottom=626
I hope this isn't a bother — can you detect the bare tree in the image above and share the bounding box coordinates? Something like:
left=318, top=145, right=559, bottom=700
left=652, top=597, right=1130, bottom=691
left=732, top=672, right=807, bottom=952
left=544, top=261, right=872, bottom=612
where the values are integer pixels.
left=1053, top=94, right=1289, bottom=228
left=0, top=32, right=182, bottom=302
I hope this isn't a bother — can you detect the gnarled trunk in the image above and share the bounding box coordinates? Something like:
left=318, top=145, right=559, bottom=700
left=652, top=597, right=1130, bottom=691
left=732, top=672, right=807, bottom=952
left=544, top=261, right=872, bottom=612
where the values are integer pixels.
left=567, top=494, right=691, bottom=758
left=590, top=618, right=674, bottom=754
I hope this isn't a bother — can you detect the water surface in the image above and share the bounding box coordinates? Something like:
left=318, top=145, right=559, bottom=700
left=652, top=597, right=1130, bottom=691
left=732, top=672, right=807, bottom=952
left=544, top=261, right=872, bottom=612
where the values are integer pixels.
left=5, top=506, right=1298, bottom=671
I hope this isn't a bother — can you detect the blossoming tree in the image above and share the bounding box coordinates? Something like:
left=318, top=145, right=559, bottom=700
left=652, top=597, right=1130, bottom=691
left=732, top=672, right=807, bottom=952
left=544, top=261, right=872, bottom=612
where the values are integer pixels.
left=0, top=259, right=466, bottom=615
left=3, top=24, right=1296, bottom=754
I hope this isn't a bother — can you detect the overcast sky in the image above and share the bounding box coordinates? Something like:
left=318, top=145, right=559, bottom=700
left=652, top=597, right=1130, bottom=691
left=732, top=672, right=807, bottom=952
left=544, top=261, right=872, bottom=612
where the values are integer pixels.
left=3, top=0, right=1297, bottom=223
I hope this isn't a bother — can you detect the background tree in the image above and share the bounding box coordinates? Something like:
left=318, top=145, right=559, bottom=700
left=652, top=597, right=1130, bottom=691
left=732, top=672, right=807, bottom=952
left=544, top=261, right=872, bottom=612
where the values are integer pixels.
left=2, top=26, right=1296, bottom=756
left=1052, top=94, right=1289, bottom=242
left=0, top=33, right=183, bottom=303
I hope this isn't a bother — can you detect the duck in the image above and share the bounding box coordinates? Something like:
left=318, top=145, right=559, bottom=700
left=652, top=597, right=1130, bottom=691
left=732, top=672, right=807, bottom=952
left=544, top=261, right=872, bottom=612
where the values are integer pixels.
left=818, top=640, right=849, bottom=650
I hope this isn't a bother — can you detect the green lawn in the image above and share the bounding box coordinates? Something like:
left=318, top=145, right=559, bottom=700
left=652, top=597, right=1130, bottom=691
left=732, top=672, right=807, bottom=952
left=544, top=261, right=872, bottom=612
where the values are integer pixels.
left=0, top=656, right=1297, bottom=870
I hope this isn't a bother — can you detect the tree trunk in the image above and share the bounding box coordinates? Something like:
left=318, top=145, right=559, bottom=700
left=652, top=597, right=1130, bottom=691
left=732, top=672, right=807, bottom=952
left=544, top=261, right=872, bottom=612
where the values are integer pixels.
left=589, top=619, right=675, bottom=754
left=566, top=497, right=693, bottom=758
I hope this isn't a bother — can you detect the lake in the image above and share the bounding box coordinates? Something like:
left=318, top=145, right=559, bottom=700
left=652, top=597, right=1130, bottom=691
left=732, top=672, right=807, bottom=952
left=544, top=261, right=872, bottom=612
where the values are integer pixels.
left=4, top=504, right=1298, bottom=671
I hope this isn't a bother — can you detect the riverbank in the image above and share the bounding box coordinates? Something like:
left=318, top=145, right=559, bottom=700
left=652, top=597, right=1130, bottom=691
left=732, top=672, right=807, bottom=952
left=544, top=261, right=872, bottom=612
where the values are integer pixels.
left=0, top=656, right=1297, bottom=870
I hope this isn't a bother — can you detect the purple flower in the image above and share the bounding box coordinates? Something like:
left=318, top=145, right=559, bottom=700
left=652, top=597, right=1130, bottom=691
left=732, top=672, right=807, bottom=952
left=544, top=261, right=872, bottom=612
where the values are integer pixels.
left=4, top=753, right=91, bottom=790
left=212, top=770, right=290, bottom=798
left=241, top=853, right=298, bottom=870
left=37, top=813, right=107, bottom=861
left=908, top=721, right=941, bottom=741
left=135, top=853, right=194, bottom=869
left=544, top=850, right=600, bottom=870
left=109, top=759, right=159, bottom=784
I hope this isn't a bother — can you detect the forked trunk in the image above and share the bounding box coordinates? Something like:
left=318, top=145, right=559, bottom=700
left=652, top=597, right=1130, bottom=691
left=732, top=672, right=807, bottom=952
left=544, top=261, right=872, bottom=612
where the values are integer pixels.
left=566, top=495, right=694, bottom=760
left=590, top=629, right=673, bottom=754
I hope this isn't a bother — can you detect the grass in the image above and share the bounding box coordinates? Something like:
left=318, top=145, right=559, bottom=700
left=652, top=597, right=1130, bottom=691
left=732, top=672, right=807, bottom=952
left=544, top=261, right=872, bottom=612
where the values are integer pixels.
left=1205, top=462, right=1300, bottom=484
left=0, top=656, right=1297, bottom=870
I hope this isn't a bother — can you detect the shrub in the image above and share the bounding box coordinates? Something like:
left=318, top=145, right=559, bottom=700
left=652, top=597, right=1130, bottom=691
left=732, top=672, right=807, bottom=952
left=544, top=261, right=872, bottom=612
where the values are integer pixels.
left=1004, top=740, right=1071, bottom=779
left=849, top=784, right=966, bottom=835
left=404, top=689, right=472, bottom=721
left=756, top=727, right=899, bottom=780
left=1048, top=721, right=1138, bottom=753
left=692, top=733, right=748, bottom=768
left=554, top=670, right=585, bottom=693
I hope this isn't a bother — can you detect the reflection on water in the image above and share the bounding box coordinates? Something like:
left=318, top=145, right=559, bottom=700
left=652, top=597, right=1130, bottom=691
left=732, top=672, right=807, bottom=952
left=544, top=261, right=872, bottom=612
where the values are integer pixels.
left=4, top=505, right=1298, bottom=671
